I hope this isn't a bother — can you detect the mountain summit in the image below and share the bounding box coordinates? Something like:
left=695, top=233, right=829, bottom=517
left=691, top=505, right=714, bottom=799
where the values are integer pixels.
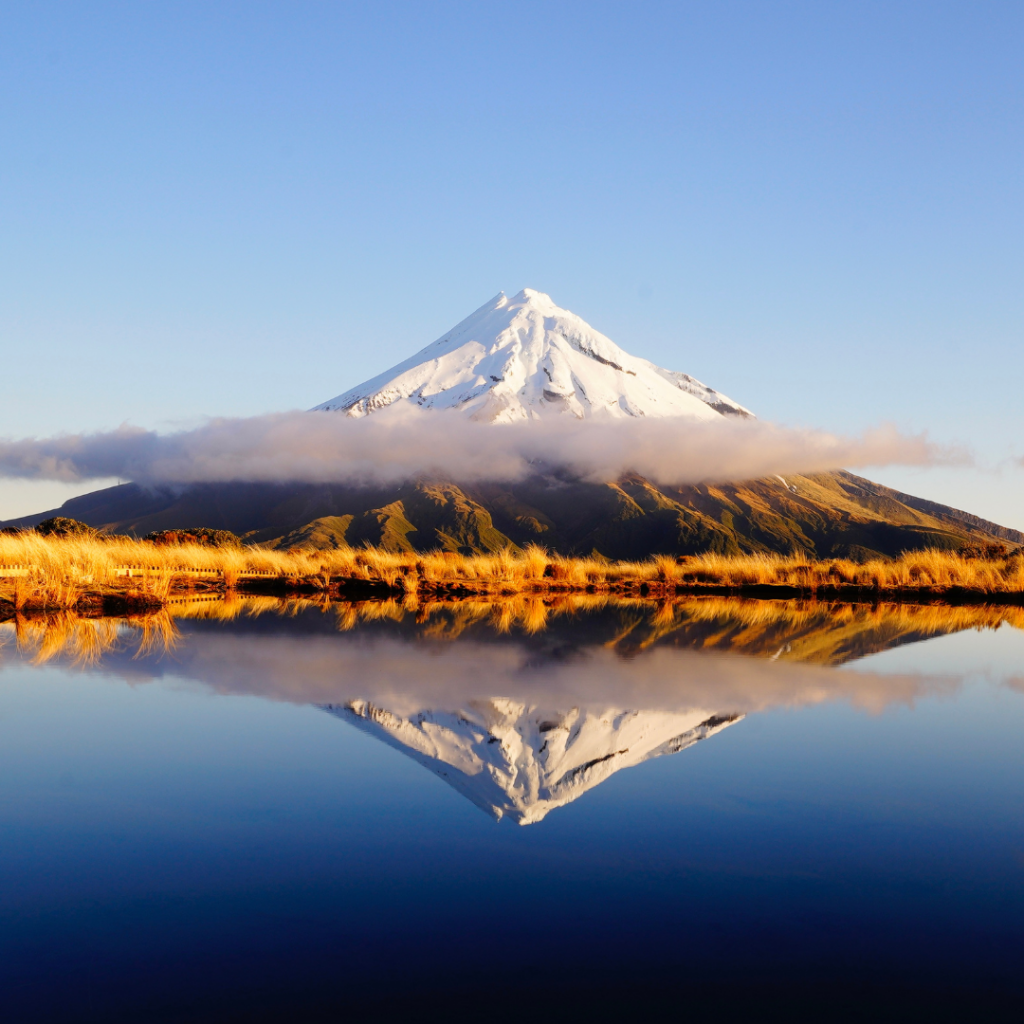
left=8, top=291, right=1022, bottom=559
left=313, top=288, right=752, bottom=422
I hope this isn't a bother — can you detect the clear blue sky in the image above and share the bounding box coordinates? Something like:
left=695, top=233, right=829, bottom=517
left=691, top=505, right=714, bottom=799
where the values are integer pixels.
left=2, top=0, right=1022, bottom=526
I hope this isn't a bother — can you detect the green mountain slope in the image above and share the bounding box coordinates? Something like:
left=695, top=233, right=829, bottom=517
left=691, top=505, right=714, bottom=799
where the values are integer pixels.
left=471, top=470, right=1021, bottom=558
left=4, top=470, right=1020, bottom=559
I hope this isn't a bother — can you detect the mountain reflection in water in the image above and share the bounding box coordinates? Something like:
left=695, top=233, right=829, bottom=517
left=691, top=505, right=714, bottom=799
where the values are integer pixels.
left=2, top=594, right=1021, bottom=824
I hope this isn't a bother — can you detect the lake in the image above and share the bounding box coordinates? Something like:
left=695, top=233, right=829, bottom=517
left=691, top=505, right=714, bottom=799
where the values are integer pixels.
left=2, top=595, right=1023, bottom=1021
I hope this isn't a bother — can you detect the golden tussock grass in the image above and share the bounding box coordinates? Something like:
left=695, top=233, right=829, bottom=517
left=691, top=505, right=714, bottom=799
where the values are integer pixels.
left=1, top=532, right=1023, bottom=613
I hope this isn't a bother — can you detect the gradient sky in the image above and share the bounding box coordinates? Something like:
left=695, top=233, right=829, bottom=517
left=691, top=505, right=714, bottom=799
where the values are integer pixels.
left=2, top=1, right=1022, bottom=526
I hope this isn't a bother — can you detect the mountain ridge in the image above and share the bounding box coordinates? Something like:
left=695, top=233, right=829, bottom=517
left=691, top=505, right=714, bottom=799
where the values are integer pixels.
left=4, top=470, right=1020, bottom=560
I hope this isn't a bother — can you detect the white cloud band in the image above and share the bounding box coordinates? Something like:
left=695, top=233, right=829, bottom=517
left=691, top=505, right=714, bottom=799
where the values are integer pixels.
left=0, top=408, right=968, bottom=487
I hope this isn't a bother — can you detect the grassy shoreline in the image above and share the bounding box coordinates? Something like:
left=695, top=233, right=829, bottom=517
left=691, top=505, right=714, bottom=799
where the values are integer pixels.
left=1, top=533, right=1023, bottom=614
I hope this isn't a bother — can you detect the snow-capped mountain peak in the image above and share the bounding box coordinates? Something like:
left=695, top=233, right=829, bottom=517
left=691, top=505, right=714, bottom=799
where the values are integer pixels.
left=313, top=289, right=752, bottom=423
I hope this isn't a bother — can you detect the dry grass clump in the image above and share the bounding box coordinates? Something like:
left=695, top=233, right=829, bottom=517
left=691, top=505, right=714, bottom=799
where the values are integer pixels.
left=669, top=548, right=1024, bottom=593
left=1, top=531, right=1023, bottom=613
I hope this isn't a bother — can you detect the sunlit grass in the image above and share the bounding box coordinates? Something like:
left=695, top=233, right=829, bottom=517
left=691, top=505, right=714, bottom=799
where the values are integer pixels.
left=1, top=532, right=1022, bottom=612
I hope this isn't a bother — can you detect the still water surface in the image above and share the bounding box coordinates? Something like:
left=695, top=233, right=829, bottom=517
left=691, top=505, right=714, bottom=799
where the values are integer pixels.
left=2, top=596, right=1023, bottom=1021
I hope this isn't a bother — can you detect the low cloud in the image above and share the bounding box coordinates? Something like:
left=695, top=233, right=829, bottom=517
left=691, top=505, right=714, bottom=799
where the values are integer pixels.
left=0, top=408, right=968, bottom=487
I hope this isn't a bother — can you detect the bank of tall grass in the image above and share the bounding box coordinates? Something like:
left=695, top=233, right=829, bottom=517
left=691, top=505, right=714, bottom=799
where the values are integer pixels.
left=1, top=532, right=1022, bottom=612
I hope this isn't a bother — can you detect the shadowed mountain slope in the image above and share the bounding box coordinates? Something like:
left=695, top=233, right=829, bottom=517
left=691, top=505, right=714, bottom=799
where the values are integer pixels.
left=4, top=470, right=1020, bottom=559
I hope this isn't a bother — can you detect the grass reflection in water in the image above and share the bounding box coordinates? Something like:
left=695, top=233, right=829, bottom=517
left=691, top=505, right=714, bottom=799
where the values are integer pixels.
left=3, top=592, right=1022, bottom=668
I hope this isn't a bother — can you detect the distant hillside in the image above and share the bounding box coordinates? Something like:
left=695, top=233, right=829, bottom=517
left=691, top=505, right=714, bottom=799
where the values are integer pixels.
left=4, top=470, right=1020, bottom=560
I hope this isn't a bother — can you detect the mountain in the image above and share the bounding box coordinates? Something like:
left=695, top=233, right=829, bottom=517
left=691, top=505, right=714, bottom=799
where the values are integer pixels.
left=4, top=287, right=1021, bottom=557
left=5, top=470, right=1020, bottom=559
left=322, top=699, right=741, bottom=824
left=313, top=288, right=752, bottom=421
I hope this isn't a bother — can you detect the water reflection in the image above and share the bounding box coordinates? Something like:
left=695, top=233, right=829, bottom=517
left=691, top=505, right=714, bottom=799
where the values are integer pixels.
left=2, top=595, right=1022, bottom=824
left=5, top=592, right=1023, bottom=664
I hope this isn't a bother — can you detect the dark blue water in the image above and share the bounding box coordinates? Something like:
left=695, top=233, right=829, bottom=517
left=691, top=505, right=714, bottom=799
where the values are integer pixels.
left=2, top=604, right=1023, bottom=1022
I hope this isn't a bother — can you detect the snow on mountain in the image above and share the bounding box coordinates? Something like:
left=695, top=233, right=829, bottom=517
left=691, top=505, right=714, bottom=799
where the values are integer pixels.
left=321, top=698, right=742, bottom=824
left=313, top=288, right=752, bottom=423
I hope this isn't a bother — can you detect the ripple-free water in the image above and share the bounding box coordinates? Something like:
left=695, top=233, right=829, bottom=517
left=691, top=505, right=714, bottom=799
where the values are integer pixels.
left=2, top=598, right=1023, bottom=1021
